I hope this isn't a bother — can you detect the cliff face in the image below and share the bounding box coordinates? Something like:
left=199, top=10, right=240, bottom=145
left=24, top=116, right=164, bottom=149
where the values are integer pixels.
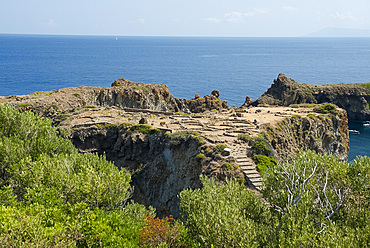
left=263, top=109, right=349, bottom=161
left=71, top=127, right=202, bottom=217
left=70, top=126, right=243, bottom=218
left=252, top=73, right=370, bottom=120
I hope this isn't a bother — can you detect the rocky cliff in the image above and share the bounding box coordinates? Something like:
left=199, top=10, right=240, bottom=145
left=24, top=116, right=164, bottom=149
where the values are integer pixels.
left=251, top=73, right=370, bottom=120
left=0, top=78, right=229, bottom=118
left=262, top=109, right=349, bottom=161
left=70, top=125, right=243, bottom=218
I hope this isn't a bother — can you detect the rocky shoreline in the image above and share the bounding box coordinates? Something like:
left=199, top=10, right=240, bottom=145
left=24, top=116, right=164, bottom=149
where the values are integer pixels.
left=0, top=74, right=355, bottom=216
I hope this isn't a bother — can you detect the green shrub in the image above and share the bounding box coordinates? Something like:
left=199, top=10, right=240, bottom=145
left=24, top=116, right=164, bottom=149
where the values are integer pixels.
left=251, top=138, right=272, bottom=156
left=316, top=103, right=336, bottom=114
left=196, top=153, right=205, bottom=162
left=72, top=93, right=80, bottom=97
left=119, top=122, right=133, bottom=129
left=237, top=133, right=252, bottom=142
left=291, top=114, right=301, bottom=119
left=149, top=128, right=161, bottom=134
left=17, top=103, right=29, bottom=108
left=214, top=144, right=228, bottom=153
left=221, top=163, right=233, bottom=170
left=307, top=113, right=316, bottom=119
left=253, top=155, right=277, bottom=176
left=17, top=153, right=132, bottom=209
left=179, top=175, right=272, bottom=247
left=129, top=124, right=152, bottom=134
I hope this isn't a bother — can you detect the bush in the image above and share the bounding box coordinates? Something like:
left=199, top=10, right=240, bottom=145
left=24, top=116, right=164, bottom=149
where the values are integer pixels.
left=130, top=124, right=152, bottom=134
left=214, top=144, right=228, bottom=154
left=179, top=175, right=272, bottom=247
left=196, top=153, right=205, bottom=162
left=221, top=163, right=233, bottom=170
left=316, top=103, right=336, bottom=114
left=17, top=153, right=132, bottom=209
left=251, top=138, right=272, bottom=156
left=139, top=215, right=182, bottom=247
left=253, top=155, right=277, bottom=176
left=237, top=133, right=252, bottom=142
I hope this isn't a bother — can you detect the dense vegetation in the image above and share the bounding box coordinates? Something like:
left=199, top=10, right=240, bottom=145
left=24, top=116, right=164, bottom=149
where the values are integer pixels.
left=1, top=104, right=369, bottom=247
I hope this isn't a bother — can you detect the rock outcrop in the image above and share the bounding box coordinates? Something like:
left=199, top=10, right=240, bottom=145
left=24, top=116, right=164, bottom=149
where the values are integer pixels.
left=263, top=110, right=349, bottom=161
left=0, top=79, right=230, bottom=117
left=252, top=73, right=370, bottom=120
left=183, top=91, right=228, bottom=113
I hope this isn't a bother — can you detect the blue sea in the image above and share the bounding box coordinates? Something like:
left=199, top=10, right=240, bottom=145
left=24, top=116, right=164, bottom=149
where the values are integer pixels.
left=0, top=34, right=369, bottom=160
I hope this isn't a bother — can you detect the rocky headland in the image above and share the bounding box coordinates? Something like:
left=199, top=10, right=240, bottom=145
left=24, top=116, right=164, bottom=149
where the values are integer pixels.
left=251, top=73, right=370, bottom=120
left=0, top=75, right=351, bottom=217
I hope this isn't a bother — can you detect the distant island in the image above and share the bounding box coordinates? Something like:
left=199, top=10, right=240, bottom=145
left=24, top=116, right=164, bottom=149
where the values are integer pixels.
left=305, top=27, right=370, bottom=37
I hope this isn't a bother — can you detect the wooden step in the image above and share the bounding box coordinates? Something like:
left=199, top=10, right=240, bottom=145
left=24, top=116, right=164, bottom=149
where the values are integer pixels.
left=240, top=166, right=255, bottom=170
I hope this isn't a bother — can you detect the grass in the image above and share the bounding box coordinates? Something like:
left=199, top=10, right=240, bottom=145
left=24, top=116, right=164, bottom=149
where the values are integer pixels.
left=129, top=124, right=152, bottom=134
left=214, top=144, right=228, bottom=154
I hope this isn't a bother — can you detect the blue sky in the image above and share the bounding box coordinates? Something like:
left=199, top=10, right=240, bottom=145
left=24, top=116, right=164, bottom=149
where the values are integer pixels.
left=1, top=0, right=369, bottom=36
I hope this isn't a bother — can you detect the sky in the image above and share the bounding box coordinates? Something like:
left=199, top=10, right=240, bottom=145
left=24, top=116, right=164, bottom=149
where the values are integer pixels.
left=0, top=0, right=369, bottom=37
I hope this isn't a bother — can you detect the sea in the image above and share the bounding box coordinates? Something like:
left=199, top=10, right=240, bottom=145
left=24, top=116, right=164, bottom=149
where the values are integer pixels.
left=0, top=34, right=369, bottom=160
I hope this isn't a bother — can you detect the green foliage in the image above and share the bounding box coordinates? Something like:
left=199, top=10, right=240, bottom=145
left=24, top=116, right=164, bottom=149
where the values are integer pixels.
left=361, top=83, right=370, bottom=89
left=149, top=128, right=161, bottom=135
left=0, top=104, right=76, bottom=186
left=0, top=200, right=155, bottom=247
left=0, top=104, right=158, bottom=247
left=17, top=103, right=29, bottom=108
left=17, top=153, right=132, bottom=209
left=261, top=151, right=370, bottom=246
left=221, top=163, right=232, bottom=170
left=129, top=124, right=152, bottom=134
left=119, top=122, right=133, bottom=129
left=72, top=93, right=80, bottom=97
left=316, top=103, right=336, bottom=113
left=179, top=175, right=272, bottom=247
left=307, top=113, right=316, bottom=119
left=214, top=144, right=228, bottom=154
left=166, top=131, right=203, bottom=147
left=291, top=114, right=301, bottom=119
left=196, top=153, right=205, bottom=162
left=140, top=86, right=149, bottom=93
left=237, top=133, right=252, bottom=142
left=253, top=155, right=277, bottom=176
left=251, top=137, right=272, bottom=156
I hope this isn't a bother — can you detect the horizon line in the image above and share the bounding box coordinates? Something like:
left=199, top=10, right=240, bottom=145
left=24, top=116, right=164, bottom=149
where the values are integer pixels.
left=2, top=32, right=370, bottom=38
